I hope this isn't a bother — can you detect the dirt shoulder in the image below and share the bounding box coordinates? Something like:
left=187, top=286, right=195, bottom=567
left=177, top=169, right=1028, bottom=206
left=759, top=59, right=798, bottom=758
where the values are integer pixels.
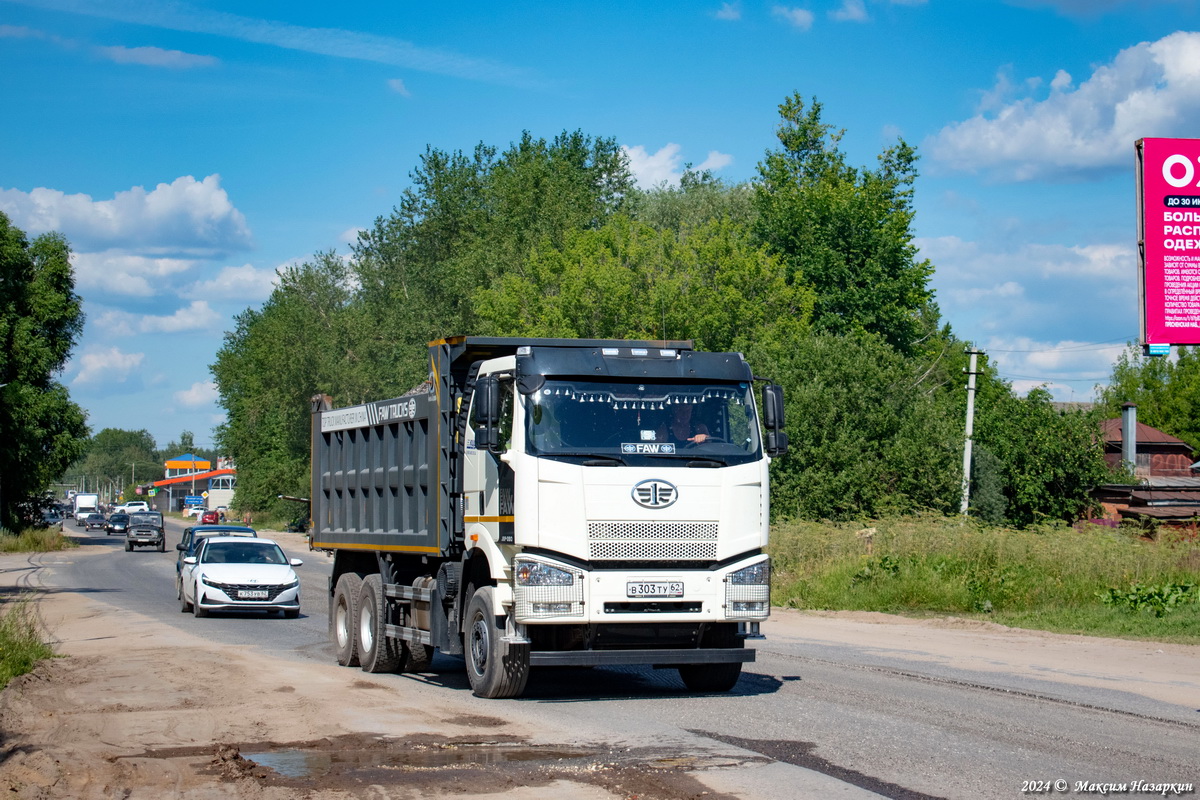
left=1, top=543, right=1197, bottom=799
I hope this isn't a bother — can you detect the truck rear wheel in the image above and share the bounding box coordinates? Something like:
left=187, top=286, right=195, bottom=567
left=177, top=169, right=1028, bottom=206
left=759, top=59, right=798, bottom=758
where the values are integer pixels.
left=464, top=586, right=529, bottom=699
left=357, top=574, right=403, bottom=673
left=332, top=573, right=362, bottom=667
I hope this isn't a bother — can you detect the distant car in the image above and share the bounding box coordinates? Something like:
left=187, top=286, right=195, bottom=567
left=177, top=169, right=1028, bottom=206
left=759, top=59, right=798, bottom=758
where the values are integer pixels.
left=175, top=525, right=258, bottom=587
left=40, top=511, right=64, bottom=529
left=105, top=512, right=130, bottom=536
left=83, top=513, right=107, bottom=531
left=115, top=501, right=149, bottom=514
left=179, top=536, right=301, bottom=618
left=125, top=511, right=165, bottom=552
left=184, top=506, right=205, bottom=519
left=199, top=510, right=220, bottom=525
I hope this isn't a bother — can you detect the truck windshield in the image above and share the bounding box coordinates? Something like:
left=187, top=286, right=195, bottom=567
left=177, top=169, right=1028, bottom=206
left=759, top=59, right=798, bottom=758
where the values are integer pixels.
left=524, top=379, right=761, bottom=465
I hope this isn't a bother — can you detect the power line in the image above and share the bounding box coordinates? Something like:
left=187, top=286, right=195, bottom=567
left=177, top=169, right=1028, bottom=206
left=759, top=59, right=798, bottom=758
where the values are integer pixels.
left=998, top=372, right=1110, bottom=382
left=984, top=335, right=1136, bottom=354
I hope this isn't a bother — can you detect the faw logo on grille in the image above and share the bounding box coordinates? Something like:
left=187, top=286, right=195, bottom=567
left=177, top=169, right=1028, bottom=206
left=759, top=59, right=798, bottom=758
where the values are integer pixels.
left=632, top=479, right=678, bottom=509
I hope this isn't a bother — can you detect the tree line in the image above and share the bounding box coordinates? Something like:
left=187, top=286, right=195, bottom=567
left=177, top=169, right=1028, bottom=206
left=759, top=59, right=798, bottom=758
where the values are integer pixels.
left=212, top=93, right=1117, bottom=526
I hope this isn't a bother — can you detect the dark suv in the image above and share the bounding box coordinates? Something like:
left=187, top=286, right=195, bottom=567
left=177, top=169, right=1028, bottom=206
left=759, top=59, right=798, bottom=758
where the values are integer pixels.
left=125, top=512, right=165, bottom=552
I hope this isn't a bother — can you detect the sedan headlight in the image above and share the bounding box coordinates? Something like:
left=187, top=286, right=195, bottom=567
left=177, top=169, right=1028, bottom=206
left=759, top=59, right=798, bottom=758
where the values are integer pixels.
left=514, top=560, right=575, bottom=586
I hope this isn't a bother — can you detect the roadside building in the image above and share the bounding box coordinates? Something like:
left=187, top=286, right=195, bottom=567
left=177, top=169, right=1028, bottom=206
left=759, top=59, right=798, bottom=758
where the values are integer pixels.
left=1093, top=412, right=1200, bottom=525
left=148, top=453, right=237, bottom=513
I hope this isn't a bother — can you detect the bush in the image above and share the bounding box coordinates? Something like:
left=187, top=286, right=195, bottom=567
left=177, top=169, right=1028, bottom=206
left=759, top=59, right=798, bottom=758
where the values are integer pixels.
left=0, top=597, right=54, bottom=689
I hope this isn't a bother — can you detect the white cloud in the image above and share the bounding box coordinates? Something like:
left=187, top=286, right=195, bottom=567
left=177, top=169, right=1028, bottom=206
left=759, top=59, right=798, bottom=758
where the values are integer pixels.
left=339, top=227, right=365, bottom=245
left=927, top=31, right=1200, bottom=181
left=715, top=2, right=741, bottom=21
left=918, top=233, right=1138, bottom=379
left=831, top=0, right=869, bottom=22
left=183, top=263, right=279, bottom=301
left=72, top=251, right=198, bottom=295
left=95, top=44, right=217, bottom=68
left=72, top=346, right=144, bottom=385
left=622, top=144, right=734, bottom=188
left=146, top=301, right=223, bottom=333
left=95, top=300, right=222, bottom=336
left=13, top=0, right=541, bottom=89
left=0, top=174, right=252, bottom=256
left=386, top=77, right=411, bottom=96
left=771, top=5, right=815, bottom=30
left=175, top=381, right=217, bottom=408
left=976, top=335, right=1126, bottom=402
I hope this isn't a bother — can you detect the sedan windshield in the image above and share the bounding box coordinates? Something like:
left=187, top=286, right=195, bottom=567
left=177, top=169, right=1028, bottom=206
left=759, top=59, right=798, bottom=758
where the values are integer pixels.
left=524, top=379, right=760, bottom=466
left=202, top=541, right=287, bottom=565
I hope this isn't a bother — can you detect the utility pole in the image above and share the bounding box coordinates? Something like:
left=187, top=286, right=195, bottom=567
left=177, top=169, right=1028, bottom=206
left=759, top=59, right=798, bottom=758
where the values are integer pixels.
left=960, top=348, right=982, bottom=516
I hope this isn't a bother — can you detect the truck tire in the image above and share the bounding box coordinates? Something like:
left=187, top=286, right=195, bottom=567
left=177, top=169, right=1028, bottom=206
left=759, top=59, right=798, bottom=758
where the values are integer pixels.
left=464, top=586, right=529, bottom=699
left=678, top=623, right=743, bottom=692
left=405, top=642, right=435, bottom=672
left=357, top=574, right=403, bottom=673
left=332, top=573, right=362, bottom=667
left=678, top=661, right=743, bottom=693
left=124, top=541, right=132, bottom=552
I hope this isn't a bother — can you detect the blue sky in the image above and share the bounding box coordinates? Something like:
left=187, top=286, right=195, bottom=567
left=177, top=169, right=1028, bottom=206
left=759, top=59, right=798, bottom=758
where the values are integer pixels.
left=3, top=0, right=1199, bottom=450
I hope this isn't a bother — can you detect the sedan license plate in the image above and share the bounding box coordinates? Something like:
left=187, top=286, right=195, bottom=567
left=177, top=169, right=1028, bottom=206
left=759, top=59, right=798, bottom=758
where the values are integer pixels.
left=238, top=589, right=269, bottom=600
left=626, top=581, right=683, bottom=598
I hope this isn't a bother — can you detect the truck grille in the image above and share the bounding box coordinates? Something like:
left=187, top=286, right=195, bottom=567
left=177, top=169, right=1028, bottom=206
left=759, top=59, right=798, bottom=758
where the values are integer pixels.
left=204, top=581, right=291, bottom=601
left=587, top=522, right=717, bottom=561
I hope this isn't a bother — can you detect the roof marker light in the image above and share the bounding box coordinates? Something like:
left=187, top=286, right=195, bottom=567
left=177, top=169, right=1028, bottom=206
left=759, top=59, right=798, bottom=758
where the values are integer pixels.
left=630, top=348, right=648, bottom=356
left=601, top=348, right=620, bottom=356
left=516, top=346, right=532, bottom=356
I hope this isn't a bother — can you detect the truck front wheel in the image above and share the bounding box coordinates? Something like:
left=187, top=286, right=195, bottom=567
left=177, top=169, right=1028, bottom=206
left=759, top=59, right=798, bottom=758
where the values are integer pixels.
left=678, top=661, right=743, bottom=693
left=464, top=586, right=529, bottom=699
left=332, top=573, right=362, bottom=667
left=357, top=574, right=403, bottom=673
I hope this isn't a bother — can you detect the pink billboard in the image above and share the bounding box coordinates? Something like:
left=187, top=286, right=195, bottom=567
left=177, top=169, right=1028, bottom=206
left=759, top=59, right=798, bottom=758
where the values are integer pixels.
left=1139, top=137, right=1200, bottom=346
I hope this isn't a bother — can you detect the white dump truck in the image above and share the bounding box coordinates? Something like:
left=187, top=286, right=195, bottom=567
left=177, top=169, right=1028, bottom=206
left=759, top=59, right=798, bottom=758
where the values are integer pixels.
left=311, top=336, right=787, bottom=698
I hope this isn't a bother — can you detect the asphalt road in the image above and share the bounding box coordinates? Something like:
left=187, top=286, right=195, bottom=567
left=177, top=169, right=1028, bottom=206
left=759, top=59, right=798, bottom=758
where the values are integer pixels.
left=45, top=518, right=1200, bottom=800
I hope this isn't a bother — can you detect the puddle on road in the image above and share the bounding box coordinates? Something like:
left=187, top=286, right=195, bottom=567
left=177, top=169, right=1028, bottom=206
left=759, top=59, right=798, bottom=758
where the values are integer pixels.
left=124, top=732, right=756, bottom=798
left=242, top=739, right=600, bottom=779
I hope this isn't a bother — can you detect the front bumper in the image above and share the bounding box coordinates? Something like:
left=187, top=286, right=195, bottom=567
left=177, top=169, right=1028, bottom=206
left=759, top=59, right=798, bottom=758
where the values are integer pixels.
left=511, top=554, right=771, bottom=625
left=195, top=582, right=300, bottom=612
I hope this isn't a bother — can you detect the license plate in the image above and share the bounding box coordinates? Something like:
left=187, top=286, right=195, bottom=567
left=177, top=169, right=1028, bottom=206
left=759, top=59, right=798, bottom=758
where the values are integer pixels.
left=238, top=590, right=268, bottom=600
left=626, top=581, right=683, bottom=598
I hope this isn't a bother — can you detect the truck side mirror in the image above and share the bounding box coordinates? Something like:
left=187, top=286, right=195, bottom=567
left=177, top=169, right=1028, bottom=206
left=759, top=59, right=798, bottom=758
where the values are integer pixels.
left=475, top=375, right=502, bottom=453
left=761, top=384, right=788, bottom=457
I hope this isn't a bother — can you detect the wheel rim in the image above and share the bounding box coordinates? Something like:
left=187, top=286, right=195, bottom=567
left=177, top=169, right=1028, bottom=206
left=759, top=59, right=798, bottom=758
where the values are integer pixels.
left=469, top=614, right=489, bottom=676
left=335, top=600, right=350, bottom=649
left=360, top=602, right=374, bottom=654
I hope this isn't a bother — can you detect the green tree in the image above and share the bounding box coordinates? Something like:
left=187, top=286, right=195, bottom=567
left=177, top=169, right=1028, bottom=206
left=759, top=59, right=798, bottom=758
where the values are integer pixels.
left=1096, top=345, right=1200, bottom=452
left=0, top=213, right=89, bottom=527
left=754, top=94, right=934, bottom=354
left=628, top=169, right=756, bottom=234
left=477, top=215, right=813, bottom=352
left=64, top=428, right=160, bottom=502
left=747, top=331, right=964, bottom=520
left=975, top=386, right=1113, bottom=526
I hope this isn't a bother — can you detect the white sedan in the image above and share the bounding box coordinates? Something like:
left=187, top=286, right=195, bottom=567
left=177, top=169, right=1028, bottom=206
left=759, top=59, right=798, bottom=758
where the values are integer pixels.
left=179, top=536, right=302, bottom=618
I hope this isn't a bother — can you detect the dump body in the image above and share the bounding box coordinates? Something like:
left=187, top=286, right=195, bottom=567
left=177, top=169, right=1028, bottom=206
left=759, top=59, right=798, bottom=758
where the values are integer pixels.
left=311, top=336, right=785, bottom=698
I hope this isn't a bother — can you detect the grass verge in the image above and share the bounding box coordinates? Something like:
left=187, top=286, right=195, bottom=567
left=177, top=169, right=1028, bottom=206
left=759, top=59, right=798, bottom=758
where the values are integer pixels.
left=0, top=597, right=54, bottom=690
left=0, top=527, right=79, bottom=553
left=769, top=514, right=1200, bottom=644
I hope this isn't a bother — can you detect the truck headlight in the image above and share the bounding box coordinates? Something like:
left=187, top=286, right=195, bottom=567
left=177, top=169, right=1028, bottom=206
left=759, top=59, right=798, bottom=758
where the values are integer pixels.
left=513, top=558, right=585, bottom=620
left=515, top=560, right=575, bottom=586
left=730, top=561, right=769, bottom=585
left=725, top=560, right=770, bottom=620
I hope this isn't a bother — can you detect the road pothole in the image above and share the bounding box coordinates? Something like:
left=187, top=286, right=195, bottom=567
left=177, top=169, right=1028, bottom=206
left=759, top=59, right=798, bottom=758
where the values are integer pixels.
left=122, top=732, right=755, bottom=798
